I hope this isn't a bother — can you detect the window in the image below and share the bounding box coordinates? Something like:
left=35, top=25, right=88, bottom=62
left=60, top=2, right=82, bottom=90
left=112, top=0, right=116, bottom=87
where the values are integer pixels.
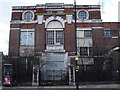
left=89, top=47, right=93, bottom=56
left=77, top=30, right=92, bottom=38
left=104, top=30, right=111, bottom=37
left=80, top=47, right=92, bottom=56
left=112, top=30, right=119, bottom=37
left=46, top=30, right=64, bottom=45
left=46, top=31, right=54, bottom=45
left=84, top=30, right=92, bottom=37
left=77, top=10, right=89, bottom=21
left=20, top=31, right=34, bottom=45
left=80, top=47, right=88, bottom=56
left=22, top=11, right=34, bottom=21
left=56, top=31, right=64, bottom=44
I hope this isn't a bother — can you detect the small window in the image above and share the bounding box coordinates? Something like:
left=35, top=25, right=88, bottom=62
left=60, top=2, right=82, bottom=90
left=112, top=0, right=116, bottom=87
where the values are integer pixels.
left=80, top=47, right=88, bottom=56
left=84, top=30, right=92, bottom=37
left=77, top=30, right=92, bottom=38
left=77, top=10, right=89, bottom=21
left=89, top=47, right=93, bottom=56
left=80, top=47, right=92, bottom=56
left=104, top=30, right=111, bottom=37
left=56, top=31, right=64, bottom=45
left=46, top=31, right=54, bottom=45
left=22, top=10, right=34, bottom=21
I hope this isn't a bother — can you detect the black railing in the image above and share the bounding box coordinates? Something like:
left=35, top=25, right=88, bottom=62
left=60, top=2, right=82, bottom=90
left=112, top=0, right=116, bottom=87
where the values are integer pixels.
left=40, top=70, right=69, bottom=86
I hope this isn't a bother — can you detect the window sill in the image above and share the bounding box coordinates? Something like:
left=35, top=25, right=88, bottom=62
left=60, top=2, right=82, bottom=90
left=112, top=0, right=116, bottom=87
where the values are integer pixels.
left=45, top=45, right=65, bottom=52
left=112, top=36, right=119, bottom=38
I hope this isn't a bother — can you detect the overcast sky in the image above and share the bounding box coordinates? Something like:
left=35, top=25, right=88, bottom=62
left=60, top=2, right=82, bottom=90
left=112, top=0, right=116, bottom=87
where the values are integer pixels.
left=0, top=0, right=119, bottom=55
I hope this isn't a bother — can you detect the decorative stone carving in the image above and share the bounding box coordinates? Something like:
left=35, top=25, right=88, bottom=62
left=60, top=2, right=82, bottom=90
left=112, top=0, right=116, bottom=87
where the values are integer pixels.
left=66, top=15, right=72, bottom=24
left=45, top=16, right=64, bottom=28
left=37, top=15, right=43, bottom=24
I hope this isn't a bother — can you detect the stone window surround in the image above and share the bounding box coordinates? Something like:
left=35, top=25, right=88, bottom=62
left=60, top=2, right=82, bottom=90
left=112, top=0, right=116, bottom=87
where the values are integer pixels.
left=22, top=10, right=35, bottom=22
left=77, top=9, right=89, bottom=21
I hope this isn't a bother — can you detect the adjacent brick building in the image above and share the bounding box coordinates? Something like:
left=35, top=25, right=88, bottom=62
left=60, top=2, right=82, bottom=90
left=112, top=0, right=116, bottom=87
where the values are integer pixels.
left=8, top=3, right=120, bottom=85
left=0, top=52, right=3, bottom=86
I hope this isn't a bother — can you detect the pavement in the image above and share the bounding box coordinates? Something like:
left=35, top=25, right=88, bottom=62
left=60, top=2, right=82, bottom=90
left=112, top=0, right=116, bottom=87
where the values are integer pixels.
left=1, top=84, right=120, bottom=90
left=0, top=86, right=2, bottom=90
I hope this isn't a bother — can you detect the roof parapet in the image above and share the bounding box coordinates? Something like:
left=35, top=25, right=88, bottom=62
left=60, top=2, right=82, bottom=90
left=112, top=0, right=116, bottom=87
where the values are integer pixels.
left=12, top=3, right=100, bottom=9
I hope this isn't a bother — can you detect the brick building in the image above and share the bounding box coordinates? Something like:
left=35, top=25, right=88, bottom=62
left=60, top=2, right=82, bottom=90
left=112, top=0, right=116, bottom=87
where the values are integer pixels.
left=0, top=52, right=3, bottom=86
left=8, top=3, right=120, bottom=85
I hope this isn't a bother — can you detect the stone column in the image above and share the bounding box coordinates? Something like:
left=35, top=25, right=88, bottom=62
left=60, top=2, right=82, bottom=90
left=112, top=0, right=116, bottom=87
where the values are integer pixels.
left=69, top=67, right=75, bottom=85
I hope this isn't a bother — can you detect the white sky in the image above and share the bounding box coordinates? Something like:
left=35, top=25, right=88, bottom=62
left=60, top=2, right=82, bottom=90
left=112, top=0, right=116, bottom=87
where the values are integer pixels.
left=0, top=0, right=119, bottom=55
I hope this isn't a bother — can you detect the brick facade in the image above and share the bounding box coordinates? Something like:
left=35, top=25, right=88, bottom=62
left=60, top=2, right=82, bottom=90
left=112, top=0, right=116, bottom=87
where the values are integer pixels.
left=8, top=3, right=120, bottom=85
left=0, top=52, right=3, bottom=86
left=9, top=4, right=104, bottom=56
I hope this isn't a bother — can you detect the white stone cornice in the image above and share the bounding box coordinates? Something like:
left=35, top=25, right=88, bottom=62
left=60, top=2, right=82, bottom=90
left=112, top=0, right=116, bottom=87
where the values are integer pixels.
left=12, top=10, right=23, bottom=12
left=45, top=9, right=65, bottom=11
left=12, top=6, right=36, bottom=9
left=73, top=19, right=102, bottom=23
left=12, top=10, right=36, bottom=12
left=21, top=29, right=35, bottom=31
left=88, top=9, right=100, bottom=11
left=92, top=27, right=103, bottom=29
left=10, top=20, right=37, bottom=24
left=77, top=28, right=92, bottom=30
left=10, top=28, right=20, bottom=30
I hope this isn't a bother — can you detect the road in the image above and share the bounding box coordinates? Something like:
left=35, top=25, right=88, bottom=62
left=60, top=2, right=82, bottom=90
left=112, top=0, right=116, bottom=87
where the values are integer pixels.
left=1, top=84, right=120, bottom=90
left=1, top=88, right=120, bottom=90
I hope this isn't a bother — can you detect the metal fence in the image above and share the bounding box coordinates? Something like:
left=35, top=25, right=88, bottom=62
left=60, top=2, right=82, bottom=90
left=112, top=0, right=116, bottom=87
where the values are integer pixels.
left=40, top=70, right=69, bottom=86
left=3, top=56, right=120, bottom=86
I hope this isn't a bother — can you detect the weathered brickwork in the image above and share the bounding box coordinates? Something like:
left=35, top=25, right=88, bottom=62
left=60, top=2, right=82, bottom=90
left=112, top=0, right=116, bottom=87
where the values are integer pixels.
left=0, top=52, right=3, bottom=86
left=8, top=3, right=120, bottom=85
left=9, top=3, right=120, bottom=61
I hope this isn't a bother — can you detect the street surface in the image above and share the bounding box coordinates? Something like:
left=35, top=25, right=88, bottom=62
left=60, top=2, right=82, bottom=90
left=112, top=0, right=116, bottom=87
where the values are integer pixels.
left=1, top=84, right=120, bottom=90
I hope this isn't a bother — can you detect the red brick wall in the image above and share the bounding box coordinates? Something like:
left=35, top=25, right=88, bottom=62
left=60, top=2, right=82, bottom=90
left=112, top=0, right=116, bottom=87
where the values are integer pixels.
left=35, top=24, right=46, bottom=52
left=89, top=11, right=101, bottom=20
left=9, top=30, right=20, bottom=56
left=64, top=23, right=76, bottom=52
left=36, top=8, right=45, bottom=13
left=103, top=22, right=119, bottom=30
left=93, top=22, right=120, bottom=55
left=20, top=23, right=35, bottom=29
left=10, top=24, right=20, bottom=28
left=11, top=12, right=22, bottom=20
left=92, top=28, right=104, bottom=55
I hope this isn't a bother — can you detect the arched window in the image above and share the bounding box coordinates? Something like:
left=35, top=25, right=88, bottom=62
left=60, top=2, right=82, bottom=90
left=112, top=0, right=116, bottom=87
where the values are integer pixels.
left=46, top=20, right=64, bottom=46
